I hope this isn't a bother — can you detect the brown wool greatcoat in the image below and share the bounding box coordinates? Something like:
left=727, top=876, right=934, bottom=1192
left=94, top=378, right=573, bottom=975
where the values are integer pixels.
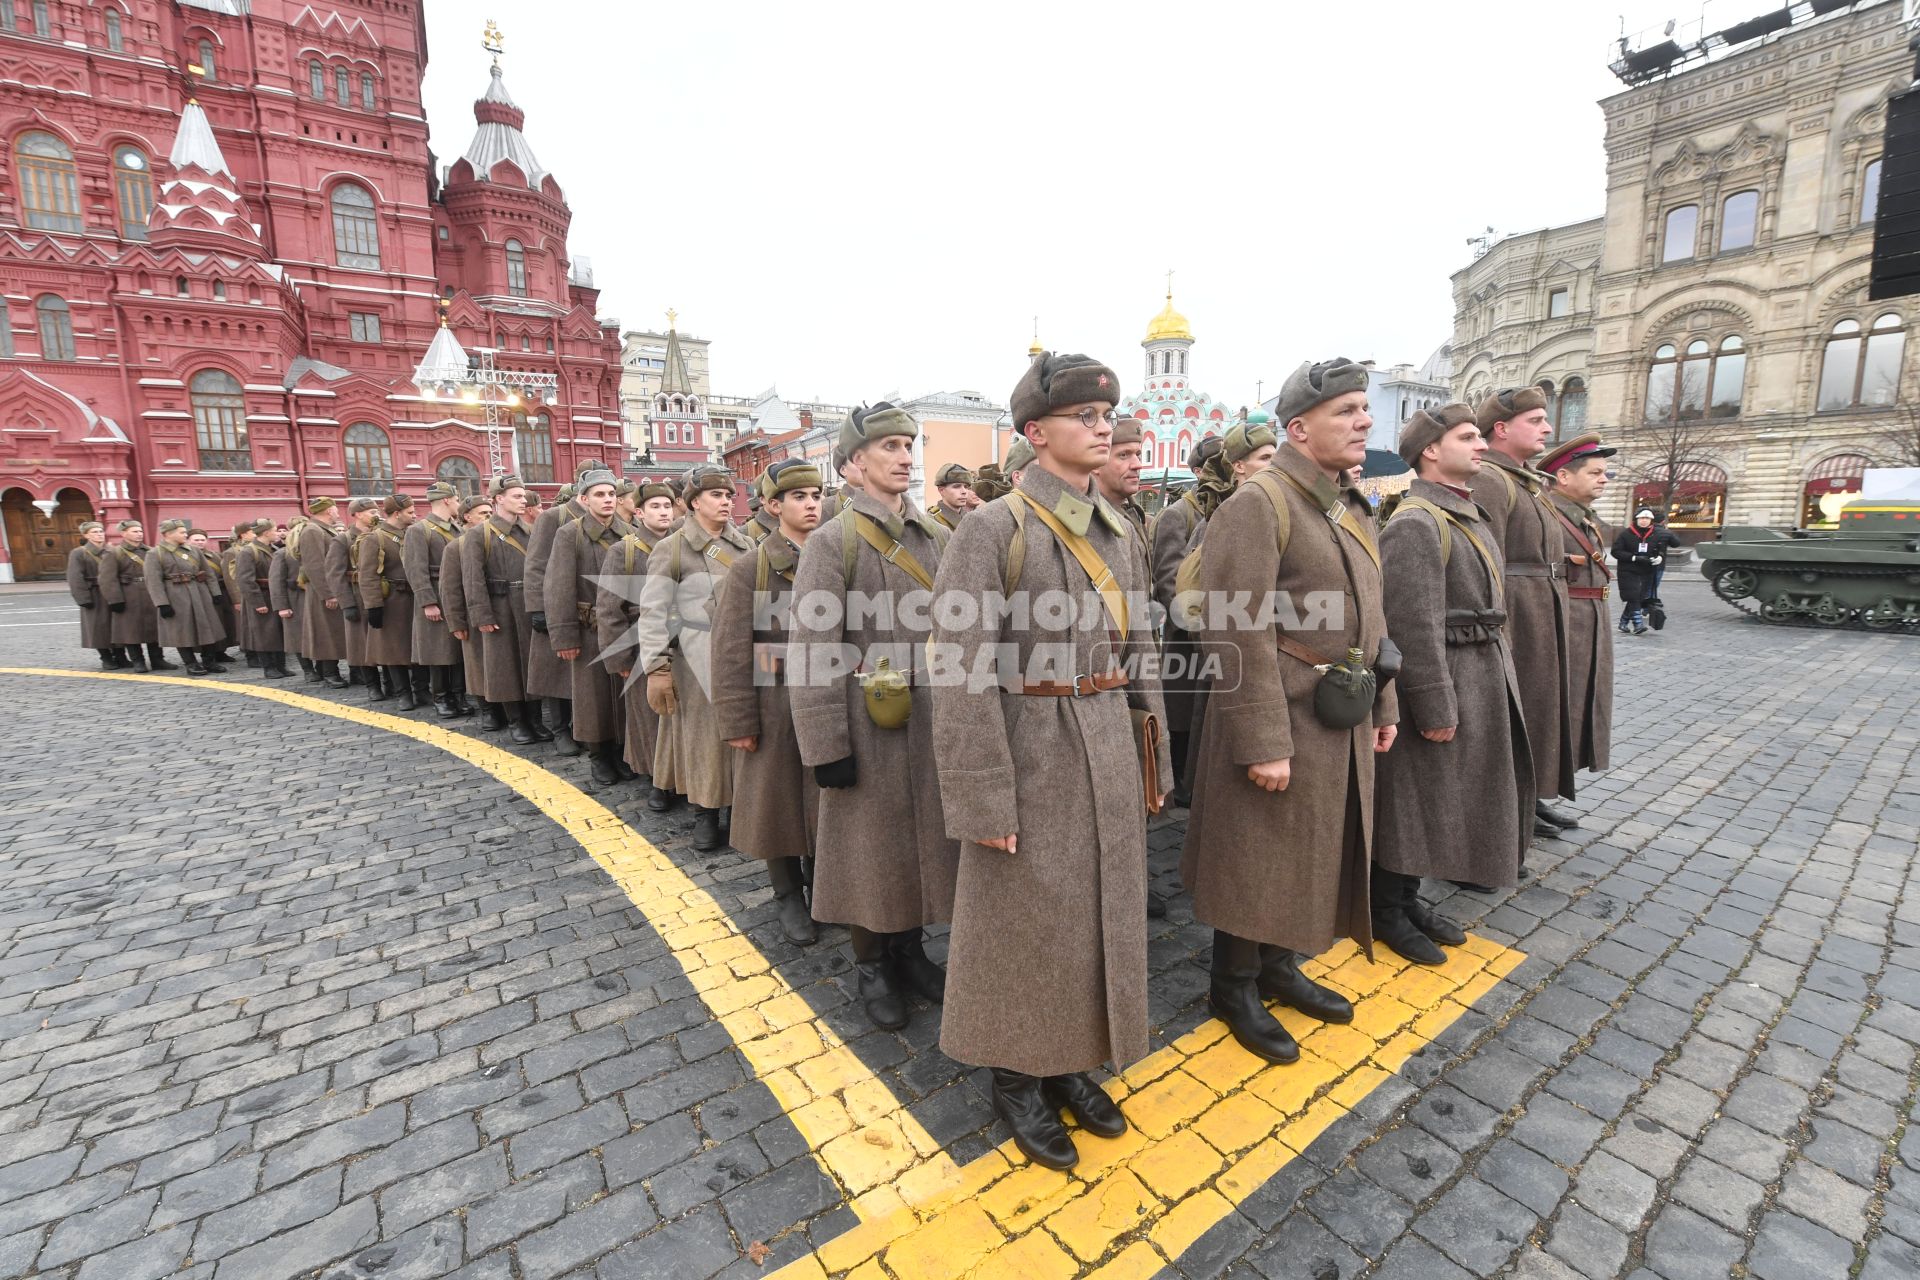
left=215, top=545, right=240, bottom=646
left=931, top=501, right=966, bottom=531
left=1551, top=495, right=1614, bottom=775
left=1468, top=453, right=1574, bottom=801
left=295, top=520, right=346, bottom=663
left=99, top=544, right=159, bottom=646
left=522, top=497, right=585, bottom=701
left=641, top=519, right=754, bottom=808
left=546, top=513, right=630, bottom=747
left=438, top=527, right=485, bottom=698
left=930, top=466, right=1175, bottom=1078
left=269, top=543, right=303, bottom=653
left=709, top=532, right=818, bottom=862
left=357, top=521, right=416, bottom=666
left=789, top=490, right=960, bottom=933
left=67, top=545, right=111, bottom=649
left=1373, top=480, right=1532, bottom=888
left=461, top=516, right=534, bottom=702
left=144, top=543, right=226, bottom=648
left=1179, top=444, right=1398, bottom=957
left=231, top=541, right=281, bottom=652
left=1150, top=492, right=1205, bottom=738
left=332, top=527, right=371, bottom=667
left=597, top=531, right=664, bottom=777
left=405, top=516, right=462, bottom=668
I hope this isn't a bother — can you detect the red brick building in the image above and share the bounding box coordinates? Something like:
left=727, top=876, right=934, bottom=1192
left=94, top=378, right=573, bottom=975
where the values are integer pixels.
left=0, top=2, right=622, bottom=580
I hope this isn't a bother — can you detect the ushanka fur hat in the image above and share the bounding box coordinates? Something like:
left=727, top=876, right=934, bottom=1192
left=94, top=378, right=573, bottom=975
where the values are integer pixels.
left=1223, top=418, right=1278, bottom=463
left=1187, top=435, right=1225, bottom=470
left=423, top=480, right=459, bottom=502
left=1111, top=413, right=1144, bottom=446
left=637, top=480, right=676, bottom=504
left=1011, top=351, right=1121, bottom=435
left=488, top=474, right=525, bottom=496
left=1397, top=403, right=1476, bottom=471
left=307, top=497, right=337, bottom=515
left=971, top=463, right=1012, bottom=502
left=934, top=462, right=974, bottom=487
left=1475, top=385, right=1549, bottom=433
left=764, top=458, right=823, bottom=495
left=576, top=469, right=618, bottom=492
left=1274, top=357, right=1371, bottom=426
left=1003, top=434, right=1035, bottom=475
left=839, top=402, right=919, bottom=461
left=684, top=465, right=733, bottom=495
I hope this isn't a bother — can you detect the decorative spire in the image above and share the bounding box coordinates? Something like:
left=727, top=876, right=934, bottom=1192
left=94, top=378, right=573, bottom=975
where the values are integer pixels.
left=659, top=315, right=694, bottom=396
left=168, top=99, right=233, bottom=180
left=148, top=98, right=261, bottom=254
left=458, top=22, right=549, bottom=188
left=1144, top=271, right=1194, bottom=344
left=1028, top=316, right=1043, bottom=359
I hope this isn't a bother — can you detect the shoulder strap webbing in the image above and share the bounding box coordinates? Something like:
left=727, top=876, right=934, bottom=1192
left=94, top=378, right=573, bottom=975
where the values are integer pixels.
left=850, top=514, right=936, bottom=591
left=1005, top=497, right=1028, bottom=593
left=1396, top=496, right=1508, bottom=592
left=1006, top=492, right=1128, bottom=635
left=1244, top=471, right=1294, bottom=564
left=1269, top=468, right=1379, bottom=570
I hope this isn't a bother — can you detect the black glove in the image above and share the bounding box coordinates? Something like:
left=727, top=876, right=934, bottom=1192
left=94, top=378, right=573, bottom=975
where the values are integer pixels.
left=530, top=611, right=548, bottom=634
left=814, top=756, right=858, bottom=789
left=158, top=604, right=176, bottom=619
left=367, top=606, right=384, bottom=629
left=110, top=602, right=126, bottom=614
left=344, top=604, right=362, bottom=623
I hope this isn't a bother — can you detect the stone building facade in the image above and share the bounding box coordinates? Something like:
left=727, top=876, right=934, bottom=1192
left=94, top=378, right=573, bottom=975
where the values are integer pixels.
left=1450, top=0, right=1907, bottom=533
left=0, top=2, right=622, bottom=580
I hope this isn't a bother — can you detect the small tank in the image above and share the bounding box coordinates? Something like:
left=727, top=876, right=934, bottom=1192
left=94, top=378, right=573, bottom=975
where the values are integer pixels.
left=1698, top=482, right=1920, bottom=629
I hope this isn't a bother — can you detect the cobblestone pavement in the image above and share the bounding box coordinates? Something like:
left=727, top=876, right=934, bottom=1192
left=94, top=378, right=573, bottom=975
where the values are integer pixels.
left=1, top=576, right=1917, bottom=1280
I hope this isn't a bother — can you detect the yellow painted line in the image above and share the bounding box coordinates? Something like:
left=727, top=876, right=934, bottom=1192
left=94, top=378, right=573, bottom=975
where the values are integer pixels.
left=2, top=667, right=1527, bottom=1278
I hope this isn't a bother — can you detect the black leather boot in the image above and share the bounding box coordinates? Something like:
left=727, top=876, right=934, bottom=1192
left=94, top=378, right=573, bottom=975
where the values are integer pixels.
left=126, top=646, right=149, bottom=673
left=548, top=699, right=582, bottom=756
left=435, top=692, right=460, bottom=719
left=849, top=926, right=908, bottom=1031
left=299, top=656, right=320, bottom=682
left=1042, top=1073, right=1128, bottom=1139
left=245, top=650, right=262, bottom=669
left=265, top=652, right=293, bottom=680
left=148, top=644, right=177, bottom=671
left=691, top=806, right=723, bottom=852
left=362, top=666, right=390, bottom=700
left=97, top=648, right=119, bottom=670
left=1169, top=730, right=1192, bottom=809
left=1257, top=945, right=1354, bottom=1024
left=590, top=742, right=623, bottom=786
left=324, top=661, right=349, bottom=688
left=1406, top=897, right=1467, bottom=947
left=184, top=651, right=209, bottom=676
left=393, top=667, right=421, bottom=711
left=1209, top=931, right=1299, bottom=1064
left=1536, top=800, right=1579, bottom=830
left=647, top=786, right=677, bottom=812
left=510, top=701, right=540, bottom=745
left=411, top=666, right=431, bottom=706
left=992, top=1068, right=1078, bottom=1170
left=889, top=930, right=946, bottom=1003
left=200, top=646, right=228, bottom=674
left=478, top=700, right=508, bottom=732
left=1371, top=867, right=1446, bottom=966
left=768, top=858, right=817, bottom=946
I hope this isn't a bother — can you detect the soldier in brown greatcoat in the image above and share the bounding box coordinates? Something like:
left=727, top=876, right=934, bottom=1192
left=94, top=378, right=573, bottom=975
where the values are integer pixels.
left=1468, top=387, right=1577, bottom=839
left=461, top=476, right=546, bottom=743
left=1374, top=406, right=1533, bottom=955
left=546, top=469, right=631, bottom=785
left=598, top=481, right=677, bottom=794
left=405, top=480, right=471, bottom=719
left=640, top=464, right=754, bottom=851
left=442, top=495, right=497, bottom=728
left=711, top=459, right=825, bottom=945
left=197, top=528, right=238, bottom=661
left=295, top=498, right=350, bottom=688
left=744, top=489, right=778, bottom=544
left=145, top=518, right=229, bottom=675
left=99, top=520, right=169, bottom=672
left=930, top=352, right=1173, bottom=1170
left=66, top=521, right=118, bottom=668
left=233, top=519, right=292, bottom=679
left=789, top=405, right=958, bottom=1032
left=1180, top=358, right=1399, bottom=1065
left=271, top=517, right=313, bottom=681
left=331, top=498, right=380, bottom=694
left=930, top=462, right=976, bottom=530
left=357, top=494, right=420, bottom=708
left=524, top=461, right=604, bottom=756
left=1544, top=433, right=1617, bottom=792
left=1150, top=434, right=1225, bottom=807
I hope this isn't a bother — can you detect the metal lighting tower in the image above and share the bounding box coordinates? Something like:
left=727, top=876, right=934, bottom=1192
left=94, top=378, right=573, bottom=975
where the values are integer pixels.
left=412, top=305, right=559, bottom=478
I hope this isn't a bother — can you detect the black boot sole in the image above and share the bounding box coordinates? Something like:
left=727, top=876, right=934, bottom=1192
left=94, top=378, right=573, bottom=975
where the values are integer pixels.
left=993, top=1096, right=1079, bottom=1170
left=1206, top=992, right=1299, bottom=1064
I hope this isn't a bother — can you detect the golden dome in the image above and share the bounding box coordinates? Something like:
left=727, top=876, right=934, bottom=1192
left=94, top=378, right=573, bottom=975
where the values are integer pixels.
left=1145, top=289, right=1193, bottom=344
left=1028, top=318, right=1044, bottom=357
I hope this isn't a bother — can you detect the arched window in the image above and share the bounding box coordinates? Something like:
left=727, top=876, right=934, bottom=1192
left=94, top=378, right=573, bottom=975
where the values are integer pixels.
left=343, top=423, right=392, bottom=495
left=35, top=295, right=74, bottom=360
left=1719, top=189, right=1759, bottom=253
left=505, top=239, right=527, bottom=297
left=335, top=66, right=350, bottom=105
left=104, top=9, right=122, bottom=50
left=1177, top=352, right=1186, bottom=375
left=190, top=370, right=249, bottom=470
left=212, top=280, right=225, bottom=300
left=435, top=455, right=482, bottom=498
left=197, top=38, right=217, bottom=81
left=1645, top=335, right=1744, bottom=422
left=309, top=60, right=325, bottom=98
left=114, top=146, right=152, bottom=240
left=1863, top=159, right=1883, bottom=226
left=1818, top=314, right=1906, bottom=411
left=1662, top=204, right=1698, bottom=263
left=516, top=412, right=554, bottom=483
left=330, top=183, right=380, bottom=268
left=360, top=73, right=375, bottom=111
left=1560, top=377, right=1588, bottom=432
left=16, top=131, right=82, bottom=232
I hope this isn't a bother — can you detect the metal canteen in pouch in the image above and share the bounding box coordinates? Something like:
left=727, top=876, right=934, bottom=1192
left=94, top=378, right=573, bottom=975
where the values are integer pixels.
left=859, top=656, right=911, bottom=729
left=1312, top=646, right=1377, bottom=730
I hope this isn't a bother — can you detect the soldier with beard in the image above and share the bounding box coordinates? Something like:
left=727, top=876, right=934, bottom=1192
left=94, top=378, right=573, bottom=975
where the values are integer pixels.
left=712, top=459, right=826, bottom=945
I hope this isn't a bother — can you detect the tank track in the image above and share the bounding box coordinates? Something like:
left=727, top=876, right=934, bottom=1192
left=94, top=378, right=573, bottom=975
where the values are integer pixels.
left=1706, top=562, right=1920, bottom=632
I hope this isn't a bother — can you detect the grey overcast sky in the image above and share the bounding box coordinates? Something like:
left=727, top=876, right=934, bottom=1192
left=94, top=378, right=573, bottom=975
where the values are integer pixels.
left=421, top=0, right=1784, bottom=411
